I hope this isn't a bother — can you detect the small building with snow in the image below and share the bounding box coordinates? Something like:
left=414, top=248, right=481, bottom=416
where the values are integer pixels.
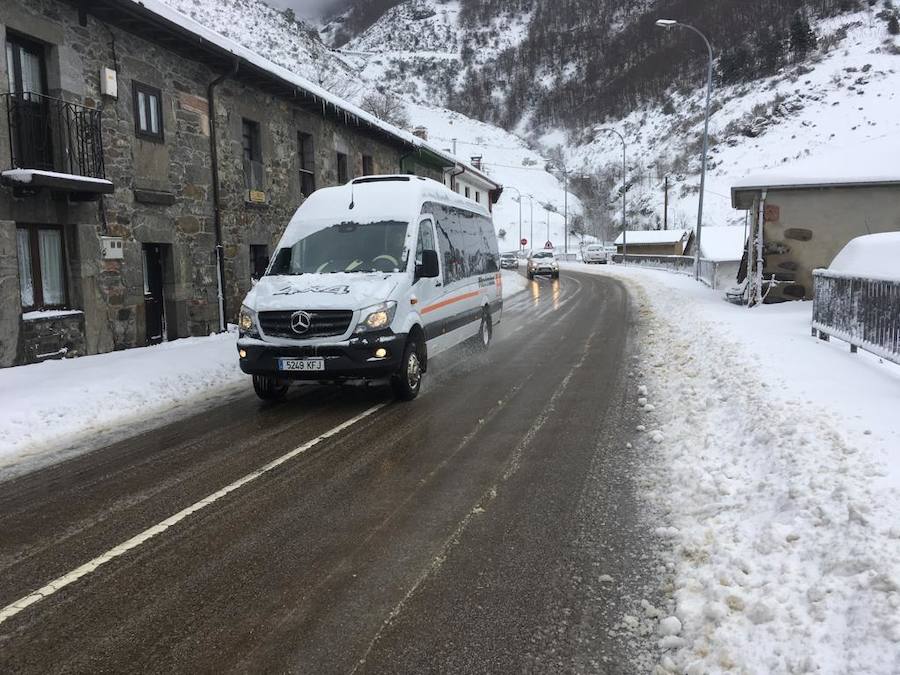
left=731, top=150, right=900, bottom=302
left=684, top=225, right=747, bottom=290
left=614, top=229, right=691, bottom=256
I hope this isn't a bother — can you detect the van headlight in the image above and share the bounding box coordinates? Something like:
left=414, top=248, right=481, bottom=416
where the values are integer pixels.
left=356, top=301, right=397, bottom=333
left=239, top=305, right=259, bottom=337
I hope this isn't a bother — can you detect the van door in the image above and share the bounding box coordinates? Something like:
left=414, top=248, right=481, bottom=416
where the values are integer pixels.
left=413, top=216, right=444, bottom=341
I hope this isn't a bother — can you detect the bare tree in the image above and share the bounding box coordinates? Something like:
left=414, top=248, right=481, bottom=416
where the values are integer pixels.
left=360, top=89, right=411, bottom=128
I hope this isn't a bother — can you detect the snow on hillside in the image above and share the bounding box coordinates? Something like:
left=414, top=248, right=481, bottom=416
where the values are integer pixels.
left=409, top=101, right=584, bottom=253
left=335, top=0, right=531, bottom=103
left=563, top=8, right=900, bottom=234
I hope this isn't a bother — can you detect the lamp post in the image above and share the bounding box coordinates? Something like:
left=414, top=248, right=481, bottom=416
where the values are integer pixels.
left=527, top=194, right=534, bottom=252
left=594, top=127, right=627, bottom=265
left=656, top=18, right=714, bottom=280
left=506, top=185, right=524, bottom=253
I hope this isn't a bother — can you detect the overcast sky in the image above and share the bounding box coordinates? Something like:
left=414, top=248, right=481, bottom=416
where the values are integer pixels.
left=263, top=0, right=343, bottom=20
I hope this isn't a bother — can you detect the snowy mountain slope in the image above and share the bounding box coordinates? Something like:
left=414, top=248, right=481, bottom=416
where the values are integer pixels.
left=563, top=8, right=900, bottom=236
left=409, top=102, right=583, bottom=252
left=332, top=0, right=532, bottom=104
left=157, top=0, right=581, bottom=247
left=161, top=0, right=359, bottom=91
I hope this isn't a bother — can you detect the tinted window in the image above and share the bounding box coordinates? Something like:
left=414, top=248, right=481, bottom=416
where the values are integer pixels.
left=425, top=201, right=497, bottom=284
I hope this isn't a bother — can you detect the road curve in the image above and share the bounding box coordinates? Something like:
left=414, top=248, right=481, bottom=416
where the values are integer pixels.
left=0, top=269, right=657, bottom=673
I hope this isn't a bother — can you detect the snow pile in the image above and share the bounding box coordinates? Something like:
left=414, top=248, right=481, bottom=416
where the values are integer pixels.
left=826, top=232, right=900, bottom=282
left=568, top=263, right=900, bottom=673
left=0, top=331, right=244, bottom=475
left=614, top=230, right=689, bottom=245
left=500, top=269, right=529, bottom=297
left=697, top=226, right=747, bottom=262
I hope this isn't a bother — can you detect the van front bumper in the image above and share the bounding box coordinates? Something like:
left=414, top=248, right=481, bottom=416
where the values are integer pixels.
left=238, top=331, right=406, bottom=380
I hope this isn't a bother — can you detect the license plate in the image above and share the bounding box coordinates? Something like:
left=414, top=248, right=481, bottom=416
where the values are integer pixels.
left=278, top=357, right=325, bottom=372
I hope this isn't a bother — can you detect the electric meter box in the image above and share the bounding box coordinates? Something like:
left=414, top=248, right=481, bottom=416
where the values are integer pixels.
left=101, top=236, right=125, bottom=260
left=100, top=67, right=118, bottom=98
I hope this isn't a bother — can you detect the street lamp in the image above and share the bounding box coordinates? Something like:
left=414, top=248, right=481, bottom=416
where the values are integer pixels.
left=656, top=18, right=714, bottom=281
left=506, top=185, right=524, bottom=253
left=594, top=127, right=627, bottom=265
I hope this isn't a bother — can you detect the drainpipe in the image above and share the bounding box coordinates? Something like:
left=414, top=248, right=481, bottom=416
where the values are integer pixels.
left=754, top=189, right=767, bottom=307
left=208, top=58, right=239, bottom=332
left=449, top=163, right=465, bottom=192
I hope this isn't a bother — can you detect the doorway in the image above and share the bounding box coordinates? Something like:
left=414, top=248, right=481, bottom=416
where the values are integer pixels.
left=142, top=243, right=168, bottom=345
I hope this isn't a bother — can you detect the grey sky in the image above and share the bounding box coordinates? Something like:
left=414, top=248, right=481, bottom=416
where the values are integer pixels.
left=263, top=0, right=344, bottom=20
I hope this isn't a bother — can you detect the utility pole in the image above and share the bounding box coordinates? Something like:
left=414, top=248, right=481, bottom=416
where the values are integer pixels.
left=563, top=171, right=568, bottom=258
left=663, top=176, right=669, bottom=230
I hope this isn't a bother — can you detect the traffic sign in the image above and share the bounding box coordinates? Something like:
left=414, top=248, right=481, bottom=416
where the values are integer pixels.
left=520, top=238, right=527, bottom=246
left=544, top=240, right=553, bottom=249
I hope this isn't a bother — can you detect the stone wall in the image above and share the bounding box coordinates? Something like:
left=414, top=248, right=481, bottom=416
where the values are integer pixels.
left=19, top=312, right=86, bottom=362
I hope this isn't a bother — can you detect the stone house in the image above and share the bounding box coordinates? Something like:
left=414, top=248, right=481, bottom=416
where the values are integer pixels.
left=0, top=0, right=500, bottom=367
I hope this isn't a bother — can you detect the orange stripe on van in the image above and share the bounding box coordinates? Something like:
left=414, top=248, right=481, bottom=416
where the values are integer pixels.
left=421, top=290, right=481, bottom=314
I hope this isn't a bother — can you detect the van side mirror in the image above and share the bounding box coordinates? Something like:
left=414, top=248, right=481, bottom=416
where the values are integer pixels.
left=416, top=249, right=440, bottom=279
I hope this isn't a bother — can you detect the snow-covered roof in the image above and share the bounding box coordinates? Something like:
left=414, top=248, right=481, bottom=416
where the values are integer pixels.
left=698, top=226, right=746, bottom=262
left=731, top=143, right=900, bottom=206
left=823, top=232, right=900, bottom=283
left=614, top=229, right=690, bottom=245
left=121, top=0, right=498, bottom=189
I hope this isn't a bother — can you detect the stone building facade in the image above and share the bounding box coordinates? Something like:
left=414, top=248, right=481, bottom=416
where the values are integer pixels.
left=0, top=0, right=492, bottom=368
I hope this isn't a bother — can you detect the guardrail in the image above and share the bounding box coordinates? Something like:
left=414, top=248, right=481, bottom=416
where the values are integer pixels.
left=812, top=269, right=900, bottom=365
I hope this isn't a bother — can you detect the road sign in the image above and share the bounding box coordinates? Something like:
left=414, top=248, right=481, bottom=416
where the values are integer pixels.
left=520, top=238, right=527, bottom=246
left=544, top=240, right=553, bottom=249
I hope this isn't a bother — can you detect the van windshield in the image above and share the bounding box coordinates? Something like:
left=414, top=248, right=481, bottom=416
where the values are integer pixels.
left=269, top=220, right=409, bottom=275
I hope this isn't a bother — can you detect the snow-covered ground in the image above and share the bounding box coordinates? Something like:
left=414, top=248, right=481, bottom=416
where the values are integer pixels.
left=0, top=271, right=529, bottom=478
left=565, top=262, right=900, bottom=673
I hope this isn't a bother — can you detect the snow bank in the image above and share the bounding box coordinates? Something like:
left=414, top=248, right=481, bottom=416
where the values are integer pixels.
left=0, top=331, right=244, bottom=475
left=615, top=230, right=689, bottom=246
left=698, top=226, right=746, bottom=262
left=565, top=262, right=900, bottom=674
left=500, top=269, right=529, bottom=298
left=826, top=232, right=900, bottom=282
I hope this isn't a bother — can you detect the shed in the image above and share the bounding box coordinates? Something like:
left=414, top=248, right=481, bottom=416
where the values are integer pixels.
left=731, top=145, right=900, bottom=302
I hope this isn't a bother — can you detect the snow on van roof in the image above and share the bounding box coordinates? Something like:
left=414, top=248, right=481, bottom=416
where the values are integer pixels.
left=128, top=0, right=497, bottom=188
left=281, top=176, right=490, bottom=242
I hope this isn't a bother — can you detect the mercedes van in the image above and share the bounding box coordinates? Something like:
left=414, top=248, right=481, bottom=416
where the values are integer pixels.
left=237, top=175, right=502, bottom=401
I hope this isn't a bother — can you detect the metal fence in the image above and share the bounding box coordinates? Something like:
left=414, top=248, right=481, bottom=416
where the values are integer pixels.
left=2, top=91, right=106, bottom=179
left=812, top=270, right=900, bottom=365
left=611, top=253, right=694, bottom=273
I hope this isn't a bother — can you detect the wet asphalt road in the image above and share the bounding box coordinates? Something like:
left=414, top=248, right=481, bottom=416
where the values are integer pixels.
left=0, top=269, right=655, bottom=673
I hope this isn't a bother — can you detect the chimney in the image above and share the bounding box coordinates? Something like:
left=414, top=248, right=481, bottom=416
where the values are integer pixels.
left=412, top=125, right=428, bottom=140
left=470, top=155, right=482, bottom=170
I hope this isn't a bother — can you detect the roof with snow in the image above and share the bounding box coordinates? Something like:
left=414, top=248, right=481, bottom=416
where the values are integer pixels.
left=614, top=229, right=690, bottom=246
left=83, top=0, right=498, bottom=191
left=731, top=142, right=900, bottom=208
left=697, top=226, right=747, bottom=262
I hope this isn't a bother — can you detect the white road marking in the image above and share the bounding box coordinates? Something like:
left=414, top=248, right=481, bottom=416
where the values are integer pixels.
left=0, top=402, right=387, bottom=627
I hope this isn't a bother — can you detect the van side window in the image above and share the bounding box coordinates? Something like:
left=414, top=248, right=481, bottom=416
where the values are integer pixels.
left=415, top=218, right=435, bottom=265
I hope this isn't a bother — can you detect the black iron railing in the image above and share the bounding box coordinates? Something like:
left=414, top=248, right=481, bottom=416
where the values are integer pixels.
left=2, top=91, right=106, bottom=179
left=812, top=270, right=900, bottom=365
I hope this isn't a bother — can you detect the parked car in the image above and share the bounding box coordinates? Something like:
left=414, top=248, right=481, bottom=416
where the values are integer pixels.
left=238, top=175, right=502, bottom=402
left=527, top=250, right=559, bottom=279
left=500, top=252, right=519, bottom=269
left=583, top=244, right=613, bottom=264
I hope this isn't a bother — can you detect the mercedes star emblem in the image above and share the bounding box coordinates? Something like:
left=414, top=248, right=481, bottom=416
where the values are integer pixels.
left=290, top=310, right=312, bottom=334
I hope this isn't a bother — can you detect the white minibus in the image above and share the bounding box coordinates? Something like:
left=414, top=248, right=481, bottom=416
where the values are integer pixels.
left=237, top=175, right=502, bottom=401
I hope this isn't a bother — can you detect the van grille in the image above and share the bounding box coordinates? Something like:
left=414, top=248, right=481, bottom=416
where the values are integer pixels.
left=258, top=310, right=354, bottom=339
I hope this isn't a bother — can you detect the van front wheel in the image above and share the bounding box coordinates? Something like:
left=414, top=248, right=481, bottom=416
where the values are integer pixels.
left=253, top=374, right=288, bottom=400
left=391, top=339, right=422, bottom=401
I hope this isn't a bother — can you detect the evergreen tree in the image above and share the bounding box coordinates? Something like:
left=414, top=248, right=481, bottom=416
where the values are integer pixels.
left=889, top=15, right=900, bottom=35
left=789, top=11, right=818, bottom=54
